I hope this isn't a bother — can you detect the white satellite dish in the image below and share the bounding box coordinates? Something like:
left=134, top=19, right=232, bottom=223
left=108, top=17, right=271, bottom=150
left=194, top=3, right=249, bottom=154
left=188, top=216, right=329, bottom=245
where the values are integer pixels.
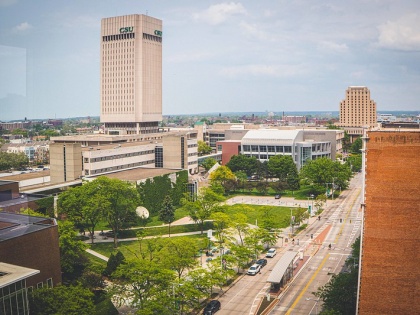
left=136, top=206, right=149, bottom=219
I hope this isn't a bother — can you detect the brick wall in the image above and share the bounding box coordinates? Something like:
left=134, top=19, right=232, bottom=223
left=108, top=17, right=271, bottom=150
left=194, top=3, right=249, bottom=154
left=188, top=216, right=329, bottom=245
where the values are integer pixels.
left=0, top=225, right=62, bottom=288
left=359, top=131, right=420, bottom=314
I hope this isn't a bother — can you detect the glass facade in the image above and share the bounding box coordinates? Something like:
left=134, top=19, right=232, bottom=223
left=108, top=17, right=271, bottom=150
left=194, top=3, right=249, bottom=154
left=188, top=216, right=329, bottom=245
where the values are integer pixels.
left=0, top=280, right=29, bottom=315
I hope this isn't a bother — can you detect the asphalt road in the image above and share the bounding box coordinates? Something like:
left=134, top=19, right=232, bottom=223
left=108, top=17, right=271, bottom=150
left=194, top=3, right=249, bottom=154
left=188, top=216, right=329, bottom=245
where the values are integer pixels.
left=269, top=173, right=363, bottom=315
left=216, top=173, right=363, bottom=315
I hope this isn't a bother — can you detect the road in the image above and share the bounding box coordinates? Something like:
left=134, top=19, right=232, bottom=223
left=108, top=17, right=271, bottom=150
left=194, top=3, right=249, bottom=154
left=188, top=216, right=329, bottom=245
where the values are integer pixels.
left=217, top=173, right=363, bottom=315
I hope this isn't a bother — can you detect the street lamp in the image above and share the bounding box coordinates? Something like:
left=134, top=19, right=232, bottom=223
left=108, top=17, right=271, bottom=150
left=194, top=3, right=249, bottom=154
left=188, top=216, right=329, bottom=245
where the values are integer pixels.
left=290, top=208, right=294, bottom=237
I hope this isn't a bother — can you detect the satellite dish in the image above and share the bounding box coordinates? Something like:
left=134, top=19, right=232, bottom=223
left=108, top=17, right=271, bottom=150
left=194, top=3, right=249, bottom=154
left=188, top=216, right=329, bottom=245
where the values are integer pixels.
left=136, top=206, right=149, bottom=219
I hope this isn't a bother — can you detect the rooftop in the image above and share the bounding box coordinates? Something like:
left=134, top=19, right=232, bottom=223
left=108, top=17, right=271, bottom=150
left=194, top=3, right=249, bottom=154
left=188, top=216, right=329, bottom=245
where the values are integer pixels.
left=0, top=212, right=57, bottom=242
left=0, top=262, right=39, bottom=288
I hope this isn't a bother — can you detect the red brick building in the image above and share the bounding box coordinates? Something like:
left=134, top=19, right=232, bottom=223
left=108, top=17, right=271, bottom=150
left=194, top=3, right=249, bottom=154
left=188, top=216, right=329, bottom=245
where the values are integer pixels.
left=358, top=130, right=420, bottom=314
left=0, top=212, right=62, bottom=289
left=216, top=140, right=241, bottom=165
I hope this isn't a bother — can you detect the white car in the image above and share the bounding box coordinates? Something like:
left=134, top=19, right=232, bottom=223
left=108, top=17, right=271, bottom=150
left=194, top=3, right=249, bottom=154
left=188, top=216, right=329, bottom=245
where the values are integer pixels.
left=266, top=248, right=277, bottom=258
left=247, top=264, right=261, bottom=275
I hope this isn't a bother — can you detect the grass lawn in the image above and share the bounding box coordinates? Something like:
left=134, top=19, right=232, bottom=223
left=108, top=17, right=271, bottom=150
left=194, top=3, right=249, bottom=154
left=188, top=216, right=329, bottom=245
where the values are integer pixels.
left=89, top=234, right=209, bottom=259
left=223, top=204, right=291, bottom=229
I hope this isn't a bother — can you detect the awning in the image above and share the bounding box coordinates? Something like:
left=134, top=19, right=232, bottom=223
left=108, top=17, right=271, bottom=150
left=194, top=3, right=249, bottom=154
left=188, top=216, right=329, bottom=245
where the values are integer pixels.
left=267, top=251, right=298, bottom=283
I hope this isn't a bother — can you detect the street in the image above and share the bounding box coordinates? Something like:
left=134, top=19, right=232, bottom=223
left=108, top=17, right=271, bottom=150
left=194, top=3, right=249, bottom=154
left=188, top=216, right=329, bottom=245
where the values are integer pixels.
left=217, top=173, right=363, bottom=315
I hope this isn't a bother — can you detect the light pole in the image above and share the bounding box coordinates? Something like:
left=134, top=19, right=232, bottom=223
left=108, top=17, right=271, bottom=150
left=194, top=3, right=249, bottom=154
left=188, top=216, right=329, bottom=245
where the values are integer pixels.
left=290, top=208, right=294, bottom=237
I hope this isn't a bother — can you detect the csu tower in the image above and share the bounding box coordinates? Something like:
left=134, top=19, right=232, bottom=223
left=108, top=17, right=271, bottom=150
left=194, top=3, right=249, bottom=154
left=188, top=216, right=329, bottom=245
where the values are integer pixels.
left=100, top=14, right=162, bottom=135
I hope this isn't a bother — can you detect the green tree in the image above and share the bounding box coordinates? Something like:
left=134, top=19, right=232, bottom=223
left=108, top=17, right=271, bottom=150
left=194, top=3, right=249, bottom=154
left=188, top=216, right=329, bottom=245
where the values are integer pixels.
left=58, top=221, right=88, bottom=277
left=97, top=177, right=140, bottom=248
left=350, top=137, right=362, bottom=154
left=300, top=158, right=352, bottom=192
left=267, top=155, right=300, bottom=190
left=137, top=175, right=172, bottom=216
left=211, top=211, right=231, bottom=244
left=0, top=151, right=29, bottom=171
left=58, top=180, right=109, bottom=244
left=346, top=154, right=362, bottom=172
left=112, top=259, right=175, bottom=313
left=29, top=285, right=94, bottom=315
left=159, top=195, right=175, bottom=237
left=103, top=251, right=126, bottom=277
left=198, top=140, right=212, bottom=156
left=181, top=187, right=225, bottom=234
left=201, top=157, right=217, bottom=171
left=230, top=213, right=249, bottom=246
left=342, top=132, right=351, bottom=153
left=160, top=237, right=198, bottom=279
left=209, top=165, right=236, bottom=189
left=226, top=155, right=259, bottom=177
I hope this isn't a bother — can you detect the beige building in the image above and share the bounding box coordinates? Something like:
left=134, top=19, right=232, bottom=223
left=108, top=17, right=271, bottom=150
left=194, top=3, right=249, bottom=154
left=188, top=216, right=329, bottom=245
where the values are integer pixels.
left=100, top=14, right=162, bottom=135
left=338, top=86, right=377, bottom=140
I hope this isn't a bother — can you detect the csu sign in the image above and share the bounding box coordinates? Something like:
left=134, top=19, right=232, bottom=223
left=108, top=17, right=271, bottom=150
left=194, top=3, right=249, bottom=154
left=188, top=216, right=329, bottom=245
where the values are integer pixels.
left=120, top=26, right=134, bottom=33
left=154, top=30, right=162, bottom=37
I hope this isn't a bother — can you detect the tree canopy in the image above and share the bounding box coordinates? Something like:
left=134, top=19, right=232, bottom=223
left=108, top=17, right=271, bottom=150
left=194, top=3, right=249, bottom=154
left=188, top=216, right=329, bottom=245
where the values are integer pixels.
left=226, top=155, right=260, bottom=177
left=197, top=140, right=212, bottom=156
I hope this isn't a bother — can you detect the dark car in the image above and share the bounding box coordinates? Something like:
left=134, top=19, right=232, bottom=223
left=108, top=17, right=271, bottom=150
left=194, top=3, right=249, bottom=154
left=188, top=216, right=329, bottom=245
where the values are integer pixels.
left=275, top=194, right=281, bottom=199
left=256, top=258, right=267, bottom=268
left=203, top=300, right=221, bottom=314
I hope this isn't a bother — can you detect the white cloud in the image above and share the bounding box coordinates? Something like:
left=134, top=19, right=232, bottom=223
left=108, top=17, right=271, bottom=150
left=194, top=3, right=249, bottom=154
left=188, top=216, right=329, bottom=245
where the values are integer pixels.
left=0, top=0, right=17, bottom=7
left=317, top=41, right=349, bottom=53
left=192, top=2, right=247, bottom=25
left=13, top=22, right=33, bottom=32
left=239, top=21, right=269, bottom=41
left=377, top=13, right=420, bottom=51
left=220, top=64, right=307, bottom=78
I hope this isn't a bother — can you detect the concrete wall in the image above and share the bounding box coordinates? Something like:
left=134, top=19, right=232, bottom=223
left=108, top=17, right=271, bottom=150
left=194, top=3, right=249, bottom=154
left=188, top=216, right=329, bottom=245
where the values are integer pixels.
left=359, top=131, right=420, bottom=315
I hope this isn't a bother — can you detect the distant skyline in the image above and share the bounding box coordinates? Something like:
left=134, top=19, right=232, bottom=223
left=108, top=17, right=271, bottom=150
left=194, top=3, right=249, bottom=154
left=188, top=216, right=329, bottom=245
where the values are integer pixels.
left=1, top=0, right=419, bottom=121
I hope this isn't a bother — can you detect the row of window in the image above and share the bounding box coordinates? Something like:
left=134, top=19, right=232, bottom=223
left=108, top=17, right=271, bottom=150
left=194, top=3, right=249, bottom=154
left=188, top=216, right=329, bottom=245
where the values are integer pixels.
left=84, top=150, right=155, bottom=163
left=102, top=33, right=135, bottom=41
left=86, top=160, right=155, bottom=175
left=142, top=33, right=162, bottom=42
left=242, top=145, right=292, bottom=153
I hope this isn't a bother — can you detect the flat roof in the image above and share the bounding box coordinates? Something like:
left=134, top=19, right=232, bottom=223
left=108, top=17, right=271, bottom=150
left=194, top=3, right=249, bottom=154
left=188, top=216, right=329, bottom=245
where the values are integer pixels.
left=242, top=129, right=301, bottom=141
left=0, top=212, right=56, bottom=242
left=87, top=167, right=183, bottom=182
left=267, top=251, right=298, bottom=283
left=0, top=262, right=39, bottom=288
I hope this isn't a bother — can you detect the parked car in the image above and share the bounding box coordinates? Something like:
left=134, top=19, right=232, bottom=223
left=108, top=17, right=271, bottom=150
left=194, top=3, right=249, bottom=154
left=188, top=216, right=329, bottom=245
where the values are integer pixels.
left=256, top=258, right=267, bottom=267
left=247, top=263, right=261, bottom=275
left=266, top=248, right=277, bottom=258
left=203, top=300, right=221, bottom=314
left=275, top=194, right=281, bottom=199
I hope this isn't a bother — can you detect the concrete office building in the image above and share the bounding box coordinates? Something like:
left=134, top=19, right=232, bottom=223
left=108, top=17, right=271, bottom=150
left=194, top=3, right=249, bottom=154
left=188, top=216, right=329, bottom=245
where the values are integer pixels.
left=338, top=86, right=377, bottom=140
left=100, top=14, right=162, bottom=135
left=358, top=130, right=420, bottom=314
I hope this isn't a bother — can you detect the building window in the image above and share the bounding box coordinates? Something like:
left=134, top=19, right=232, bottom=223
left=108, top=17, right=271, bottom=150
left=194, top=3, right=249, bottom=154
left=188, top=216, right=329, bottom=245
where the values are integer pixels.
left=47, top=278, right=53, bottom=288
left=37, top=282, right=43, bottom=289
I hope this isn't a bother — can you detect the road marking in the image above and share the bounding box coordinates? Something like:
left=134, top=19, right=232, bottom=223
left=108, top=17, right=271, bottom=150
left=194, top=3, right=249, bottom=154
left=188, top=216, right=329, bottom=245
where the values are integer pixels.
left=284, top=253, right=330, bottom=315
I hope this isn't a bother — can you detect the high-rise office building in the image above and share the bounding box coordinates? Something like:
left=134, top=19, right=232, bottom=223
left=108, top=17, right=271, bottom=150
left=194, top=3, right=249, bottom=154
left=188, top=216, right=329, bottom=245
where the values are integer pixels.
left=338, top=86, right=377, bottom=140
left=100, top=14, right=162, bottom=135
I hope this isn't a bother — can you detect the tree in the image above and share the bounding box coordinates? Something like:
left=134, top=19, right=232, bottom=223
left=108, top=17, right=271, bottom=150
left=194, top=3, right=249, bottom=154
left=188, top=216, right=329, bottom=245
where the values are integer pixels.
left=226, top=155, right=259, bottom=177
left=209, top=165, right=236, bottom=190
left=198, top=140, right=212, bottom=156
left=300, top=158, right=352, bottom=192
left=159, top=195, right=175, bottom=236
left=350, top=137, right=362, bottom=154
left=267, top=155, right=300, bottom=190
left=103, top=251, right=126, bottom=277
left=211, top=211, right=231, bottom=245
left=181, top=187, right=225, bottom=234
left=342, top=132, right=351, bottom=153
left=160, top=237, right=198, bottom=279
left=201, top=157, right=217, bottom=171
left=230, top=213, right=249, bottom=246
left=0, top=151, right=29, bottom=171
left=29, top=285, right=95, bottom=315
left=95, top=177, right=140, bottom=248
left=58, top=180, right=109, bottom=244
left=346, top=154, right=362, bottom=172
left=58, top=221, right=88, bottom=277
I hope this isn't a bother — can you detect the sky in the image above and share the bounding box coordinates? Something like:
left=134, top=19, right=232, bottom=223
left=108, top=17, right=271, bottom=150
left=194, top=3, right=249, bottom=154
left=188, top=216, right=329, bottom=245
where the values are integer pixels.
left=0, top=0, right=419, bottom=121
